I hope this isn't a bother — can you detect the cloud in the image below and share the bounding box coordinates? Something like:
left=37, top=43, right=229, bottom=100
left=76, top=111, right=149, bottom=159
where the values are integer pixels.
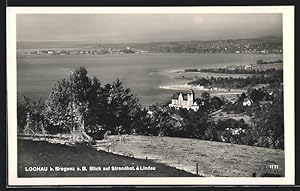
left=17, top=14, right=282, bottom=42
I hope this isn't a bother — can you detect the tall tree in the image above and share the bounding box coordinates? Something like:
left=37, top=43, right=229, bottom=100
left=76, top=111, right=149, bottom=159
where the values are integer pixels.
left=22, top=96, right=46, bottom=135
left=44, top=77, right=72, bottom=133
left=44, top=67, right=96, bottom=141
left=103, top=79, right=141, bottom=134
left=147, top=104, right=175, bottom=136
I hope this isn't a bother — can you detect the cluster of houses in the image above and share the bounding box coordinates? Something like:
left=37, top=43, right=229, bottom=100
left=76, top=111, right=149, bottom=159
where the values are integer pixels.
left=168, top=89, right=274, bottom=112
left=25, top=47, right=148, bottom=56
left=242, top=97, right=273, bottom=108
left=25, top=49, right=115, bottom=56
left=226, top=65, right=253, bottom=71
left=225, top=64, right=274, bottom=72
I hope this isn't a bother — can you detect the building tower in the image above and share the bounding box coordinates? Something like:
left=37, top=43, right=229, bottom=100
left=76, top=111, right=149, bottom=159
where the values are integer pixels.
left=187, top=89, right=195, bottom=106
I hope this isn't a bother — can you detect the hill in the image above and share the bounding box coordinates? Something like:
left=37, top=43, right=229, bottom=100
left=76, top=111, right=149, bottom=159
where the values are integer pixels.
left=94, top=135, right=284, bottom=177
left=17, top=37, right=282, bottom=54
left=17, top=139, right=196, bottom=177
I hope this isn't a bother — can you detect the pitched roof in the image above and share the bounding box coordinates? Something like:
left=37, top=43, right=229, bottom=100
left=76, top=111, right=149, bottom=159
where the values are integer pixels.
left=172, top=90, right=194, bottom=100
left=243, top=98, right=253, bottom=103
left=172, top=92, right=187, bottom=100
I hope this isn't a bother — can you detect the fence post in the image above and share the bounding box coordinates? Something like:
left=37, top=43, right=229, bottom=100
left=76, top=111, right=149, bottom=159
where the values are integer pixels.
left=252, top=172, right=256, bottom=177
left=196, top=163, right=199, bottom=175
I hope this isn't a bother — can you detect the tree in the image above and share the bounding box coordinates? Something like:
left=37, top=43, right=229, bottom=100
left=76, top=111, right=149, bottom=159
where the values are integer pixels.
left=210, top=96, right=225, bottom=111
left=147, top=105, right=168, bottom=136
left=238, top=92, right=247, bottom=102
left=146, top=105, right=178, bottom=136
left=250, top=104, right=284, bottom=149
left=82, top=77, right=107, bottom=136
left=17, top=100, right=26, bottom=132
left=131, top=108, right=151, bottom=135
left=198, top=91, right=211, bottom=111
left=44, top=67, right=97, bottom=141
left=182, top=110, right=211, bottom=139
left=102, top=79, right=142, bottom=134
left=44, top=77, right=73, bottom=133
left=201, top=91, right=210, bottom=101
left=248, top=88, right=266, bottom=102
left=21, top=97, right=46, bottom=135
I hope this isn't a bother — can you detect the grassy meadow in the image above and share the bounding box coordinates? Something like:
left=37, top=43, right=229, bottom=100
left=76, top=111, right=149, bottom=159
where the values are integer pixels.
left=95, top=135, right=284, bottom=177
left=17, top=139, right=196, bottom=177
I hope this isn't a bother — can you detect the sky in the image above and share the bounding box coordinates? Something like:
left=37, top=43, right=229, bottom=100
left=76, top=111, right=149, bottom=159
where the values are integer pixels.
left=17, top=14, right=282, bottom=43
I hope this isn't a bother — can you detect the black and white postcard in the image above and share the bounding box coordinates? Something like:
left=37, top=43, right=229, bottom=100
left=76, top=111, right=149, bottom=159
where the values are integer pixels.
left=6, top=6, right=295, bottom=186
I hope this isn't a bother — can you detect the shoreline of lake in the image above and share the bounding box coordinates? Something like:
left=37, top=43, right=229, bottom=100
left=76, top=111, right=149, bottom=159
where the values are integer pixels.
left=17, top=53, right=282, bottom=106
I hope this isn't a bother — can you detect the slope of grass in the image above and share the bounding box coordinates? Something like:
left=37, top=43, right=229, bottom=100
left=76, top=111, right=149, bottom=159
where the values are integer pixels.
left=17, top=139, right=196, bottom=177
left=95, top=135, right=284, bottom=177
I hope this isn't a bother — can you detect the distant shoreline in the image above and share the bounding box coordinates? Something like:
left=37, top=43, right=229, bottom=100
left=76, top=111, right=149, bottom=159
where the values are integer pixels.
left=160, top=83, right=244, bottom=94
left=16, top=37, right=283, bottom=54
left=159, top=68, right=250, bottom=98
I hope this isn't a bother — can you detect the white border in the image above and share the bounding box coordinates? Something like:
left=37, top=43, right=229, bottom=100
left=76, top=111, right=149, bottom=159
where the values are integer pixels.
left=7, top=6, right=295, bottom=186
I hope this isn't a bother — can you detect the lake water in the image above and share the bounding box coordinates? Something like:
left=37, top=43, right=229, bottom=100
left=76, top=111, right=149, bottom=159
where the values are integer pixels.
left=17, top=52, right=282, bottom=107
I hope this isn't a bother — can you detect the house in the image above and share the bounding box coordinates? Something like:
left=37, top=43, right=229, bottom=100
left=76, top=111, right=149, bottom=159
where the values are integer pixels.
left=168, top=89, right=199, bottom=111
left=243, top=98, right=253, bottom=107
left=47, top=50, right=54, bottom=54
left=258, top=101, right=273, bottom=107
left=244, top=65, right=252, bottom=70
